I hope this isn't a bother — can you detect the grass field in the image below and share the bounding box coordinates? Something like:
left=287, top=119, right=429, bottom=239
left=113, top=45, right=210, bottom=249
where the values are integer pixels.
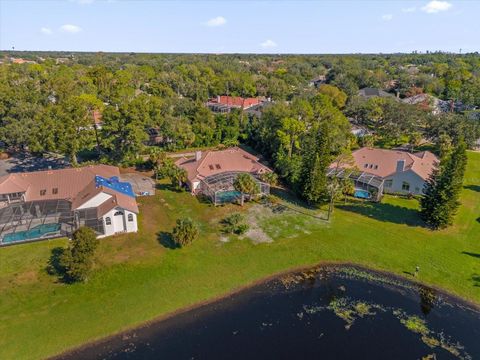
left=0, top=152, right=479, bottom=360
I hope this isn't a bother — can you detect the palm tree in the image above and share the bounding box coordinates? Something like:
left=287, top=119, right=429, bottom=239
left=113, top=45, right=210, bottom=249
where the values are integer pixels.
left=233, top=173, right=260, bottom=206
left=171, top=167, right=188, bottom=190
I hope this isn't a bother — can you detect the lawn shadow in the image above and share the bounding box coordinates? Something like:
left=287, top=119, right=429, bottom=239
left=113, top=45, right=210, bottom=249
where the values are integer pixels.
left=45, top=247, right=67, bottom=283
left=403, top=271, right=414, bottom=277
left=461, top=251, right=480, bottom=259
left=464, top=184, right=480, bottom=193
left=337, top=201, right=425, bottom=227
left=157, top=231, right=178, bottom=249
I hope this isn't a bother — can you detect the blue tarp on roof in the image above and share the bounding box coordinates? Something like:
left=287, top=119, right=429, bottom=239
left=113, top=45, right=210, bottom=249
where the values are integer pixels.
left=95, top=175, right=135, bottom=198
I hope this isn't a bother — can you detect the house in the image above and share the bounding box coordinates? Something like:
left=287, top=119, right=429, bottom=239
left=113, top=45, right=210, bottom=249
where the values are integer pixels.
left=206, top=96, right=263, bottom=113
left=10, top=58, right=37, bottom=65
left=351, top=147, right=438, bottom=195
left=93, top=110, right=103, bottom=129
left=358, top=88, right=396, bottom=100
left=146, top=128, right=173, bottom=146
left=0, top=165, right=139, bottom=245
left=351, top=125, right=371, bottom=138
left=308, top=75, right=327, bottom=88
left=175, top=147, right=272, bottom=205
left=402, top=93, right=450, bottom=115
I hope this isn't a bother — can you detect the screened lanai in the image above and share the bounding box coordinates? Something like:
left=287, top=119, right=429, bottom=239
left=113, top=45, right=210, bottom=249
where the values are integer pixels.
left=327, top=168, right=384, bottom=201
left=199, top=171, right=270, bottom=205
left=0, top=200, right=105, bottom=245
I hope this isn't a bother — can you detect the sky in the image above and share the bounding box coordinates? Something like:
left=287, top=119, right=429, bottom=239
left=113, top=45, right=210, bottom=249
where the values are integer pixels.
left=0, top=0, right=479, bottom=54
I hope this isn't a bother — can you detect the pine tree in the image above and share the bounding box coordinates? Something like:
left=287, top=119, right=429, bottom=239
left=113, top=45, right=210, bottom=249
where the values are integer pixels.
left=299, top=123, right=331, bottom=203
left=420, top=141, right=467, bottom=229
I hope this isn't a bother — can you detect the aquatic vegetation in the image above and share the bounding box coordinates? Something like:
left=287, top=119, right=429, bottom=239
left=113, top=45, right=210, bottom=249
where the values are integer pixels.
left=326, top=298, right=382, bottom=329
left=401, top=315, right=429, bottom=335
left=394, top=310, right=471, bottom=359
left=354, top=302, right=374, bottom=317
left=279, top=269, right=318, bottom=289
left=328, top=298, right=356, bottom=328
left=303, top=305, right=324, bottom=315
left=422, top=336, right=440, bottom=348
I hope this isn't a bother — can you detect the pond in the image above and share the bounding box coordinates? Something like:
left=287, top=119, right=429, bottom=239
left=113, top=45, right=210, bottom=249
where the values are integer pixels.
left=58, top=265, right=480, bottom=360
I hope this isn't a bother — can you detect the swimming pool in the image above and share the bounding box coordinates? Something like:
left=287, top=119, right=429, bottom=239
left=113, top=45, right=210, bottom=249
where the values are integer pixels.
left=2, top=223, right=61, bottom=244
left=215, top=190, right=241, bottom=204
left=354, top=189, right=371, bottom=199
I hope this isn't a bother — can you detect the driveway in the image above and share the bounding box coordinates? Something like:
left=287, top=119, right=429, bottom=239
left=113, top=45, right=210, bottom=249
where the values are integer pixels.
left=119, top=173, right=156, bottom=196
left=0, top=154, right=68, bottom=177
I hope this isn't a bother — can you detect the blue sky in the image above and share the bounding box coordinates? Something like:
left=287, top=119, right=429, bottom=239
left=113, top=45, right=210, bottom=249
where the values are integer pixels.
left=0, top=0, right=478, bottom=53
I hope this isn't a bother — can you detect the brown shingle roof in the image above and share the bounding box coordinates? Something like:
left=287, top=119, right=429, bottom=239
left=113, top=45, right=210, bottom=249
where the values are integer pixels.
left=0, top=165, right=139, bottom=214
left=8, top=165, right=120, bottom=201
left=350, top=147, right=438, bottom=180
left=175, top=147, right=271, bottom=183
left=0, top=174, right=31, bottom=194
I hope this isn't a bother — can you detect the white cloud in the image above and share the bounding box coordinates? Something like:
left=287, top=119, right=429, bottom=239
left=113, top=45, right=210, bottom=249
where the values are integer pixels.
left=41, top=27, right=53, bottom=35
left=402, top=7, right=417, bottom=13
left=205, top=16, right=227, bottom=27
left=381, top=14, right=393, bottom=21
left=421, top=1, right=452, bottom=13
left=60, top=24, right=82, bottom=33
left=260, top=39, right=277, bottom=48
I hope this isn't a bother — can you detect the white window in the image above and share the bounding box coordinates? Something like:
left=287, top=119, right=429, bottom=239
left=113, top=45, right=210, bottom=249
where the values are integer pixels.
left=402, top=182, right=410, bottom=191
left=105, top=217, right=112, bottom=225
left=114, top=211, right=124, bottom=216
left=128, top=213, right=134, bottom=222
left=384, top=180, right=393, bottom=188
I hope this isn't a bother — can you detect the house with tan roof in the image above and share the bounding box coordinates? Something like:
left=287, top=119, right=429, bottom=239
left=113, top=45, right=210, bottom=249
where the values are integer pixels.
left=175, top=147, right=272, bottom=205
left=351, top=147, right=438, bottom=195
left=0, top=165, right=139, bottom=245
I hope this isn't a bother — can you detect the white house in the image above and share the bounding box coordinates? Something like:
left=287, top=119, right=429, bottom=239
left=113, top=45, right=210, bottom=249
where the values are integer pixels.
left=0, top=165, right=139, bottom=245
left=351, top=147, right=439, bottom=195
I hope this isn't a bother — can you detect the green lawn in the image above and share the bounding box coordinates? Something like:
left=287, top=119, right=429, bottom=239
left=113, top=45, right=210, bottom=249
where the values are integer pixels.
left=0, top=152, right=479, bottom=360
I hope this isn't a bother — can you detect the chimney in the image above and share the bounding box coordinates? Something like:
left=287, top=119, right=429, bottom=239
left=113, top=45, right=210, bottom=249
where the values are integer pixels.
left=195, top=151, right=202, bottom=162
left=217, top=95, right=220, bottom=103
left=396, top=160, right=405, bottom=172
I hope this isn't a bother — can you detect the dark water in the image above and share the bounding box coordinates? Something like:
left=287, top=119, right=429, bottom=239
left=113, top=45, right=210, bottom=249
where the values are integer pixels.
left=59, top=266, right=480, bottom=360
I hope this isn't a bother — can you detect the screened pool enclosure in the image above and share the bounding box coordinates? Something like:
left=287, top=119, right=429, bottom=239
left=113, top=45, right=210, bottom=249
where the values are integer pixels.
left=198, top=171, right=270, bottom=205
left=327, top=168, right=384, bottom=202
left=0, top=199, right=105, bottom=245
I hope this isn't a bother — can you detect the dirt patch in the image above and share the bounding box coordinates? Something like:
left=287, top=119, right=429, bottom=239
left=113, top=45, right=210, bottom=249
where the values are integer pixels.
left=240, top=204, right=279, bottom=244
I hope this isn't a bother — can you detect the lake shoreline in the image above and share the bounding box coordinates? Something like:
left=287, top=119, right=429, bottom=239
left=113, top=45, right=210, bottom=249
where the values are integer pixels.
left=51, top=261, right=480, bottom=360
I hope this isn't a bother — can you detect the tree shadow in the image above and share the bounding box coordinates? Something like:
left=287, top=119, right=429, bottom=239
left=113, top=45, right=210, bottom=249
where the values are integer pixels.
left=155, top=182, right=185, bottom=193
left=461, top=251, right=480, bottom=259
left=464, top=185, right=480, bottom=193
left=45, top=247, right=67, bottom=283
left=418, top=285, right=437, bottom=315
left=157, top=231, right=178, bottom=249
left=471, top=274, right=480, bottom=287
left=271, top=187, right=318, bottom=210
left=337, top=201, right=425, bottom=227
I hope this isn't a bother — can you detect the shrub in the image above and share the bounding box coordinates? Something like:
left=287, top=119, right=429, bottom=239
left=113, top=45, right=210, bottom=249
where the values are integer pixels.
left=222, top=213, right=249, bottom=234
left=172, top=217, right=199, bottom=247
left=59, top=227, right=99, bottom=283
